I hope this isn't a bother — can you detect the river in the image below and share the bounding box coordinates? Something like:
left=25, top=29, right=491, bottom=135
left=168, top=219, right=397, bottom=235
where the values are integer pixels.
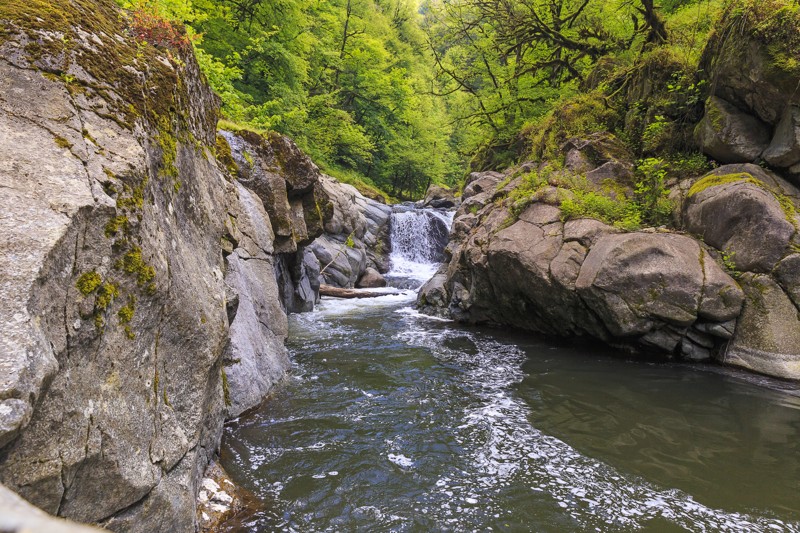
left=220, top=208, right=800, bottom=532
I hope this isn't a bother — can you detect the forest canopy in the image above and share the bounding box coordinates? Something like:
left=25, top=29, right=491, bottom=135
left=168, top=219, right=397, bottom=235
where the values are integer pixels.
left=118, top=0, right=724, bottom=199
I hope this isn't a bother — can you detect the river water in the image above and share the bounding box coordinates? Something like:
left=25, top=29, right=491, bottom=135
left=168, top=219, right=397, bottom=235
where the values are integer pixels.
left=220, top=209, right=800, bottom=532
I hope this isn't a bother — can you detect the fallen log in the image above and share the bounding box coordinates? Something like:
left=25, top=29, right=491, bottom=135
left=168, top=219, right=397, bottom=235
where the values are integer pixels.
left=319, top=285, right=398, bottom=299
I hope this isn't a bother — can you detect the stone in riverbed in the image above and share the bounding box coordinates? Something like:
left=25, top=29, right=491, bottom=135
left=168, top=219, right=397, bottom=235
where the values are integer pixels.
left=356, top=267, right=387, bottom=288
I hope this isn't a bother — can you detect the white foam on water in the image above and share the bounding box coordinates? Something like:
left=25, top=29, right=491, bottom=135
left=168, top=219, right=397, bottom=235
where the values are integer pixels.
left=387, top=453, right=415, bottom=469
left=396, top=325, right=800, bottom=532
left=395, top=306, right=453, bottom=322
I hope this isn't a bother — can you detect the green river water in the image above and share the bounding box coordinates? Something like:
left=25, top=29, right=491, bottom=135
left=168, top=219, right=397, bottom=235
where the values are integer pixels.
left=220, top=211, right=800, bottom=532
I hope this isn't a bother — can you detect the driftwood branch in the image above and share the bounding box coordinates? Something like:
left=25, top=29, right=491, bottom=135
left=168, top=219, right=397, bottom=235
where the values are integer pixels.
left=319, top=285, right=397, bottom=299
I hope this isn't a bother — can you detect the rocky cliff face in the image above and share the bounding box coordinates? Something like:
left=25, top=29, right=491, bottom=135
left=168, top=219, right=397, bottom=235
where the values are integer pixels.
left=0, top=0, right=390, bottom=530
left=0, top=1, right=232, bottom=529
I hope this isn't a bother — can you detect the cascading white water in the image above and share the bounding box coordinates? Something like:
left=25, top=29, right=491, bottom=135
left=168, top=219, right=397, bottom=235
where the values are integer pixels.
left=388, top=208, right=454, bottom=283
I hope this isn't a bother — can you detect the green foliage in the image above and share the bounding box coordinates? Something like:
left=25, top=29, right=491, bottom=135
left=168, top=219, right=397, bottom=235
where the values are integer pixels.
left=323, top=164, right=391, bottom=203
left=641, top=115, right=670, bottom=153
left=524, top=92, right=622, bottom=163
left=719, top=249, right=741, bottom=279
left=667, top=152, right=713, bottom=176
left=179, top=0, right=460, bottom=198
left=508, top=170, right=551, bottom=216
left=560, top=190, right=642, bottom=231
left=728, top=0, right=800, bottom=76
left=634, top=158, right=674, bottom=226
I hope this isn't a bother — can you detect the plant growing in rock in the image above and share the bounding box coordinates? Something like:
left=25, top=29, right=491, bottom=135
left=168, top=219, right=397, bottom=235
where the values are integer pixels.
left=634, top=158, right=674, bottom=227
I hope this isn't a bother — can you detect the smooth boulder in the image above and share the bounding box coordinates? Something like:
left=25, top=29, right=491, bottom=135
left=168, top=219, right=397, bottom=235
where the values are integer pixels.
left=694, top=96, right=770, bottom=164
left=683, top=166, right=796, bottom=272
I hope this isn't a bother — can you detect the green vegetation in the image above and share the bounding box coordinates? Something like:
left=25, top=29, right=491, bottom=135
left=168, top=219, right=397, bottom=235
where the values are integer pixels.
left=221, top=368, right=231, bottom=407
left=123, top=0, right=463, bottom=199
left=561, top=191, right=643, bottom=231
left=634, top=158, right=673, bottom=227
left=116, top=246, right=156, bottom=288
left=76, top=271, right=103, bottom=295
left=687, top=173, right=754, bottom=197
left=719, top=249, right=741, bottom=279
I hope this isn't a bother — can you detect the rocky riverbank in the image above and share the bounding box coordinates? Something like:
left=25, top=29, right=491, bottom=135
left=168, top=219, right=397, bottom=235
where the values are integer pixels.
left=0, top=0, right=391, bottom=530
left=418, top=6, right=800, bottom=381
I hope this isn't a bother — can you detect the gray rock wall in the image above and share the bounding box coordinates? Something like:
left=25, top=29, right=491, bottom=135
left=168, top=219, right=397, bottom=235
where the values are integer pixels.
left=0, top=1, right=311, bottom=530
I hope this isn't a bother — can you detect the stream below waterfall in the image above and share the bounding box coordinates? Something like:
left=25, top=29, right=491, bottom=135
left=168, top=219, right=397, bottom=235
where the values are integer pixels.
left=220, top=208, right=800, bottom=532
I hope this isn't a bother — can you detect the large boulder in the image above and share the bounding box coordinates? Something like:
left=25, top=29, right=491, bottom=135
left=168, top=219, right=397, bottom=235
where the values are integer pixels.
left=724, top=274, right=800, bottom=380
left=702, top=31, right=800, bottom=126
left=576, top=233, right=743, bottom=338
left=763, top=105, right=800, bottom=168
left=683, top=165, right=797, bottom=272
left=0, top=16, right=230, bottom=530
left=420, top=178, right=745, bottom=362
left=694, top=96, right=770, bottom=164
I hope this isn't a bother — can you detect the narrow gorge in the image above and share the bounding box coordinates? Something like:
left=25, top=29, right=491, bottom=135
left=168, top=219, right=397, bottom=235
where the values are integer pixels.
left=1, top=0, right=800, bottom=532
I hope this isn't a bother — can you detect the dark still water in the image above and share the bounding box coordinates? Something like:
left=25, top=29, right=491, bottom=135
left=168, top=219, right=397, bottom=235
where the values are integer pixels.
left=220, top=289, right=800, bottom=532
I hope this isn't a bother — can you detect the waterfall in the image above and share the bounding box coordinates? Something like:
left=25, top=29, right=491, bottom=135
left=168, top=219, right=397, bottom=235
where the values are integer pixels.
left=388, top=207, right=453, bottom=283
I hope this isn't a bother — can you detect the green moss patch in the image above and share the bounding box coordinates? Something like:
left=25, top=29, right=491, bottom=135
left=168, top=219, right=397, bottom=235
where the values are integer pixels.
left=689, top=171, right=799, bottom=228
left=687, top=173, right=755, bottom=197
left=215, top=134, right=238, bottom=177
left=76, top=271, right=102, bottom=295
left=116, top=246, right=156, bottom=287
left=118, top=296, right=136, bottom=324
left=54, top=135, right=73, bottom=150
